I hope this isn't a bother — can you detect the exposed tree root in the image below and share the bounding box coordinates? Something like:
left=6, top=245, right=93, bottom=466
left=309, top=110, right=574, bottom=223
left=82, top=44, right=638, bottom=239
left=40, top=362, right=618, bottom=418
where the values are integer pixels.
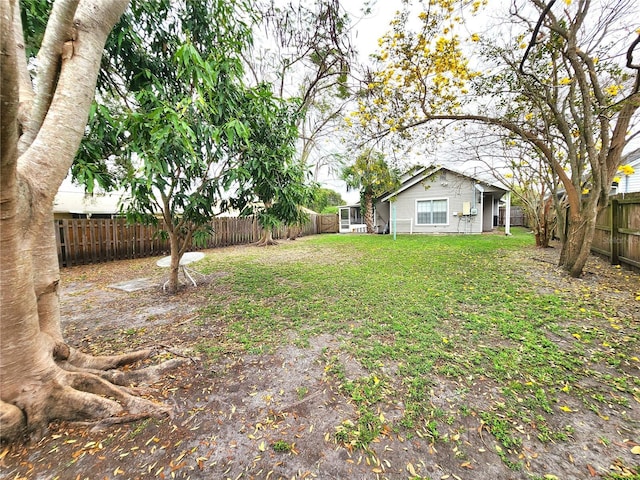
left=0, top=400, right=26, bottom=443
left=45, top=383, right=123, bottom=423
left=1, top=342, right=182, bottom=443
left=256, top=239, right=279, bottom=247
left=59, top=358, right=187, bottom=387
left=72, top=412, right=171, bottom=432
left=67, top=348, right=154, bottom=370
left=64, top=370, right=171, bottom=416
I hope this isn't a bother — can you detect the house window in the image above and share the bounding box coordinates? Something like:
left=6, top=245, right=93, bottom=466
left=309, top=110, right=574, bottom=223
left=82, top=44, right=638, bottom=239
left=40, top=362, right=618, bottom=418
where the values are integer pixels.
left=416, top=199, right=448, bottom=225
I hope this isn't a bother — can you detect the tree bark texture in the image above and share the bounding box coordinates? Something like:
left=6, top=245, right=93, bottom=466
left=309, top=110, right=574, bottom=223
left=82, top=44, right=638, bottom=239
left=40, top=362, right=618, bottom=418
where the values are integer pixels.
left=364, top=192, right=374, bottom=234
left=558, top=199, right=600, bottom=278
left=1, top=0, right=174, bottom=443
left=257, top=228, right=277, bottom=246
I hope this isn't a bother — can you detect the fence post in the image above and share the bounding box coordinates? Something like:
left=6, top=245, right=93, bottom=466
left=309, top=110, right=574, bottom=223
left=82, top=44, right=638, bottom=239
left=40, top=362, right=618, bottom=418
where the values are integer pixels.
left=610, top=198, right=619, bottom=265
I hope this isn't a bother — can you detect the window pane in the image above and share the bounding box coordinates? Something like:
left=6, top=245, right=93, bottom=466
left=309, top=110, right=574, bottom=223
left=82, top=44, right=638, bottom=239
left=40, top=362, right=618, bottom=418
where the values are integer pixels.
left=432, top=200, right=447, bottom=224
left=417, top=201, right=431, bottom=224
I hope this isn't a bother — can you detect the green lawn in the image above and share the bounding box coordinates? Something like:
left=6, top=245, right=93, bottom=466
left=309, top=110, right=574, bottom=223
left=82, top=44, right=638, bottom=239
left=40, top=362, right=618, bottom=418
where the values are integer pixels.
left=194, top=229, right=639, bottom=472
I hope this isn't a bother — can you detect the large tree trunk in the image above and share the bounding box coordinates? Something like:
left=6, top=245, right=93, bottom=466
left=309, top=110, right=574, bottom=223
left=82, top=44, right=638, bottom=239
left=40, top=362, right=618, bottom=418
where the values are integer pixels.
left=286, top=224, right=300, bottom=240
left=256, top=203, right=278, bottom=246
left=364, top=192, right=374, bottom=233
left=256, top=227, right=277, bottom=246
left=558, top=199, right=599, bottom=278
left=167, top=233, right=182, bottom=294
left=529, top=197, right=554, bottom=248
left=1, top=0, right=177, bottom=443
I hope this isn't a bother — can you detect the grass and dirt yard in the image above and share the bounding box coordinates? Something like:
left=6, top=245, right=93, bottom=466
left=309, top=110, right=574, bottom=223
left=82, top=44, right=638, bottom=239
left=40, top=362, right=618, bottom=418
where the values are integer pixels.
left=2, top=229, right=639, bottom=480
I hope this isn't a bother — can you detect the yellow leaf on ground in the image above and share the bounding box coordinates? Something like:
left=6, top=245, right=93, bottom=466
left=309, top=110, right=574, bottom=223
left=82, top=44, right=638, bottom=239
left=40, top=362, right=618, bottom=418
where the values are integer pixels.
left=559, top=406, right=573, bottom=412
left=631, top=446, right=640, bottom=455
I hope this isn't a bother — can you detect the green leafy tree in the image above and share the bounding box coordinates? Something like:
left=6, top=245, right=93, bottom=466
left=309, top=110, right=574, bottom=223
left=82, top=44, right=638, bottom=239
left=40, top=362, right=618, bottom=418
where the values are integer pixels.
left=308, top=187, right=345, bottom=213
left=227, top=86, right=314, bottom=246
left=123, top=42, right=252, bottom=293
left=74, top=0, right=254, bottom=294
left=342, top=149, right=400, bottom=233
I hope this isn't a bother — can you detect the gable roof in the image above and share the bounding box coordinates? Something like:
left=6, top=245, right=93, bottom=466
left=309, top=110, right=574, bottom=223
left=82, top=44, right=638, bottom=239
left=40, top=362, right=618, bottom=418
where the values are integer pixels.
left=379, top=165, right=508, bottom=203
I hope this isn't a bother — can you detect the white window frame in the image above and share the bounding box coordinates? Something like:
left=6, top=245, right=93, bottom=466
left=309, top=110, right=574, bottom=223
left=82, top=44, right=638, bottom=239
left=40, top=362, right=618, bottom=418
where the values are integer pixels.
left=415, top=198, right=449, bottom=226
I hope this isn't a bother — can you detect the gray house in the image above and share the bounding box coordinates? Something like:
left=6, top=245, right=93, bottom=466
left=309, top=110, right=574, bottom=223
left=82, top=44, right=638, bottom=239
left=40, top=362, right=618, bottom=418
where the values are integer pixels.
left=373, top=165, right=511, bottom=235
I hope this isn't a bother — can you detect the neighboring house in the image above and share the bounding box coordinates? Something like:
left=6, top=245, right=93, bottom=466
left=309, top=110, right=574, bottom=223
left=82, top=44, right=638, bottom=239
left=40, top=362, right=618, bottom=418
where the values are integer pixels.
left=53, top=176, right=288, bottom=220
left=370, top=165, right=511, bottom=235
left=54, top=178, right=124, bottom=219
left=612, top=149, right=640, bottom=194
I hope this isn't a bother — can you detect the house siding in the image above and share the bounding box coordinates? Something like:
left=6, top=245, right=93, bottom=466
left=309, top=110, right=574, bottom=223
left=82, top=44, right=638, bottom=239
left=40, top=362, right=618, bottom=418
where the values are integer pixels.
left=617, top=167, right=640, bottom=193
left=616, top=157, right=640, bottom=194
left=390, top=171, right=483, bottom=234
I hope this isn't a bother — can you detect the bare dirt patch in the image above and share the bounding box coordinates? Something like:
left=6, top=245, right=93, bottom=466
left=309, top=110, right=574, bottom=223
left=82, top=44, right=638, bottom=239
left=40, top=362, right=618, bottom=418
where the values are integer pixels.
left=1, top=240, right=639, bottom=480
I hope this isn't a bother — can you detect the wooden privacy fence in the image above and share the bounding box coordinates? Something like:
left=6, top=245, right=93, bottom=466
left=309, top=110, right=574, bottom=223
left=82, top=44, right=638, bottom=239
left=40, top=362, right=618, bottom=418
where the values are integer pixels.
left=499, top=206, right=527, bottom=227
left=592, top=192, right=640, bottom=271
left=318, top=213, right=339, bottom=233
left=56, top=213, right=338, bottom=267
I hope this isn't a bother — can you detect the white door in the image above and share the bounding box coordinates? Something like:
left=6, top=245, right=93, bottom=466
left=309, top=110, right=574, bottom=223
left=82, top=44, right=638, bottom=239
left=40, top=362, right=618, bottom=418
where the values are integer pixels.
left=339, top=207, right=350, bottom=233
